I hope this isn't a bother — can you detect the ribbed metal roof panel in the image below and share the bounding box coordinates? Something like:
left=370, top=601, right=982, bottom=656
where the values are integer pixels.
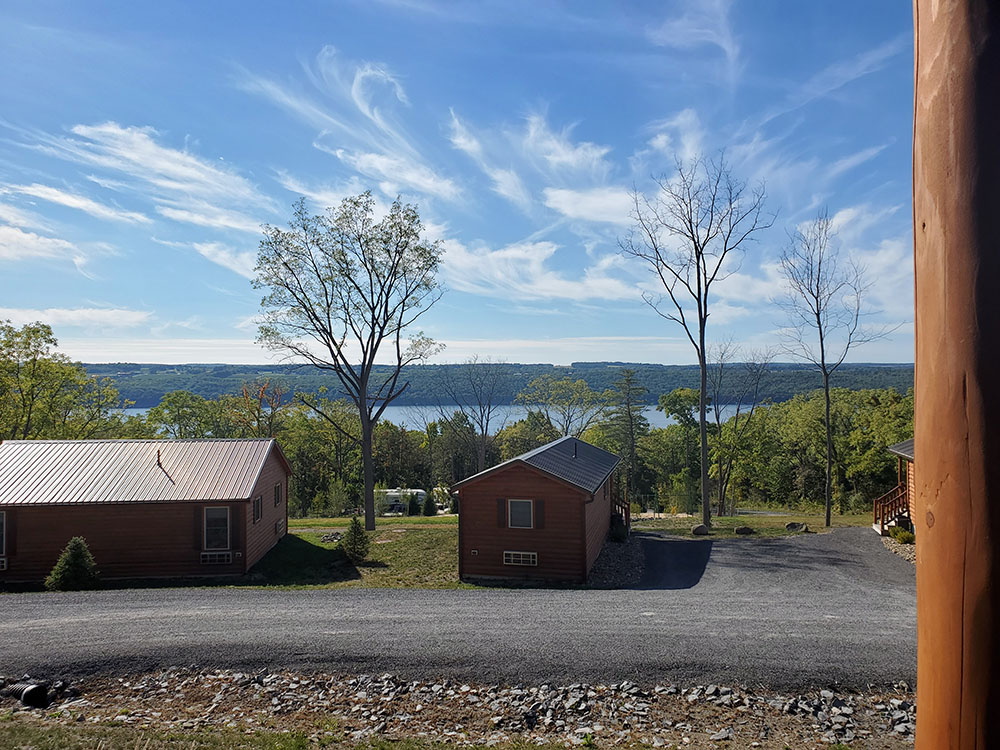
left=453, top=436, right=620, bottom=495
left=0, top=439, right=278, bottom=505
left=887, top=438, right=915, bottom=461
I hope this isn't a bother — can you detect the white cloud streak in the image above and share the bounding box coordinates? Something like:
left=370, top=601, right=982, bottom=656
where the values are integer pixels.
left=542, top=186, right=633, bottom=225
left=7, top=183, right=151, bottom=224
left=442, top=238, right=635, bottom=301
left=0, top=306, right=151, bottom=328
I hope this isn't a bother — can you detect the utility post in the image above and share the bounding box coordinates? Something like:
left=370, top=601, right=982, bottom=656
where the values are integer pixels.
left=913, top=1, right=1000, bottom=746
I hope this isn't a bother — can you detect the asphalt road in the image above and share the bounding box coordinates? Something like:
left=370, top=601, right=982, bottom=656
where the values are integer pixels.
left=0, top=527, right=915, bottom=690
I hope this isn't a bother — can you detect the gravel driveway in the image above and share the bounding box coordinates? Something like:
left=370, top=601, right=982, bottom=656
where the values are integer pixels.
left=0, top=527, right=915, bottom=690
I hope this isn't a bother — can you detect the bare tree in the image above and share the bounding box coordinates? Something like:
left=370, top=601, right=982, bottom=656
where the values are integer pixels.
left=621, top=154, right=772, bottom=528
left=778, top=209, right=883, bottom=527
left=707, top=342, right=772, bottom=516
left=254, top=193, right=443, bottom=530
left=436, top=356, right=509, bottom=474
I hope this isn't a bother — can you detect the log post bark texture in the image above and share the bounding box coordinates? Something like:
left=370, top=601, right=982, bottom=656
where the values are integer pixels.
left=913, top=1, right=1000, bottom=747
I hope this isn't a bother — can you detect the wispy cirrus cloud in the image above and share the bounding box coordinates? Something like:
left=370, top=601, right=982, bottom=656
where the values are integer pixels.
left=449, top=110, right=532, bottom=211
left=647, top=0, right=740, bottom=87
left=25, top=121, right=275, bottom=233
left=520, top=113, right=612, bottom=181
left=242, top=46, right=460, bottom=204
left=542, top=186, right=633, bottom=225
left=0, top=224, right=79, bottom=261
left=0, top=306, right=151, bottom=328
left=755, top=35, right=909, bottom=128
left=441, top=237, right=635, bottom=301
left=153, top=237, right=257, bottom=279
left=5, top=182, right=151, bottom=224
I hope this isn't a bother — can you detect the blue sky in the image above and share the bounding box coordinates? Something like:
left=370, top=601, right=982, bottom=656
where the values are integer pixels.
left=0, top=1, right=915, bottom=365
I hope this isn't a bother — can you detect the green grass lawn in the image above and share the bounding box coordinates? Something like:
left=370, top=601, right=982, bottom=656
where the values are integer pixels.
left=251, top=525, right=467, bottom=589
left=289, top=514, right=458, bottom=529
left=631, top=511, right=872, bottom=538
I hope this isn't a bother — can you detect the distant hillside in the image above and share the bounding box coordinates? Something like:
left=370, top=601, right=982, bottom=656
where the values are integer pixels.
left=83, top=361, right=915, bottom=409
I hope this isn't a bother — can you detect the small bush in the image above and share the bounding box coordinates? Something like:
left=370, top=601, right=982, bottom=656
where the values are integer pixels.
left=629, top=501, right=642, bottom=516
left=422, top=492, right=437, bottom=516
left=406, top=493, right=421, bottom=517
left=894, top=529, right=915, bottom=545
left=609, top=513, right=628, bottom=543
left=45, top=536, right=101, bottom=591
left=341, top=516, right=370, bottom=562
left=889, top=524, right=914, bottom=542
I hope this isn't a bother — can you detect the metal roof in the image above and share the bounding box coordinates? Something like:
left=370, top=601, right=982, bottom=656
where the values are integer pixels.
left=0, top=439, right=288, bottom=506
left=887, top=438, right=915, bottom=462
left=453, top=436, right=621, bottom=495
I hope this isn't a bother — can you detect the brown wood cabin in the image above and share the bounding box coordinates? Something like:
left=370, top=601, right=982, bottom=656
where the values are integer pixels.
left=873, top=438, right=915, bottom=535
left=452, top=436, right=624, bottom=584
left=0, top=438, right=290, bottom=583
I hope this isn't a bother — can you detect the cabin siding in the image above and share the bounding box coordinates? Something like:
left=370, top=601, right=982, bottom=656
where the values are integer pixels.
left=583, top=476, right=613, bottom=573
left=0, top=501, right=247, bottom=582
left=458, top=466, right=587, bottom=582
left=244, top=450, right=289, bottom=571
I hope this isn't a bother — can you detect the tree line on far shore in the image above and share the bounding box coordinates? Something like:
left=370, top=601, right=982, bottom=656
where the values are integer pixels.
left=1, top=320, right=912, bottom=519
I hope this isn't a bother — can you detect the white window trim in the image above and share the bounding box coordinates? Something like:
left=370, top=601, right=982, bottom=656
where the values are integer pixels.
left=274, top=483, right=281, bottom=507
left=508, top=498, right=534, bottom=529
left=0, top=510, right=5, bottom=556
left=204, top=507, right=231, bottom=551
left=504, top=550, right=538, bottom=566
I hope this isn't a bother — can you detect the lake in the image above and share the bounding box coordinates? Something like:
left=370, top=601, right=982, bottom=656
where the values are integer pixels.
left=124, top=403, right=742, bottom=432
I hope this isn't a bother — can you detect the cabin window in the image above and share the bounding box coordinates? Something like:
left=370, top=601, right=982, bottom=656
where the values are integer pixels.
left=508, top=499, right=533, bottom=529
left=0, top=510, right=5, bottom=556
left=253, top=496, right=263, bottom=524
left=204, top=507, right=230, bottom=551
left=274, top=483, right=281, bottom=507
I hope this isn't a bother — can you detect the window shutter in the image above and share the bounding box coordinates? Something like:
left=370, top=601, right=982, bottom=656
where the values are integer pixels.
left=6, top=510, right=15, bottom=556
left=230, top=507, right=240, bottom=551
left=194, top=506, right=203, bottom=551
left=497, top=498, right=507, bottom=528
left=535, top=499, right=545, bottom=529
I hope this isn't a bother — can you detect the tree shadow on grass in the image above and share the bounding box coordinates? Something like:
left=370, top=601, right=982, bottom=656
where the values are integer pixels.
left=247, top=534, right=361, bottom=585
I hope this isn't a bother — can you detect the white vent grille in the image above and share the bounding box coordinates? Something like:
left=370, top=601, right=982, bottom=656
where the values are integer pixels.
left=503, top=550, right=537, bottom=566
left=0, top=558, right=6, bottom=571
left=200, top=552, right=232, bottom=565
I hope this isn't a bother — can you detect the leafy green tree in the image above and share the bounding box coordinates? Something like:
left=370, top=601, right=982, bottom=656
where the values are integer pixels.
left=44, top=537, right=101, bottom=591
left=422, top=492, right=437, bottom=516
left=516, top=375, right=610, bottom=437
left=255, top=193, right=443, bottom=531
left=406, top=492, right=421, bottom=516
left=622, top=155, right=772, bottom=528
left=341, top=516, right=370, bottom=562
left=496, top=410, right=560, bottom=460
left=146, top=390, right=215, bottom=438
left=0, top=321, right=128, bottom=440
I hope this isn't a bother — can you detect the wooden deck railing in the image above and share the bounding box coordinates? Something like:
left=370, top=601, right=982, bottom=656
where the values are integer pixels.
left=873, top=483, right=909, bottom=533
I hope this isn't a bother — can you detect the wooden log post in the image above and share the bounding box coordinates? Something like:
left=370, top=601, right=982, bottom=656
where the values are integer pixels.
left=913, top=1, right=1000, bottom=746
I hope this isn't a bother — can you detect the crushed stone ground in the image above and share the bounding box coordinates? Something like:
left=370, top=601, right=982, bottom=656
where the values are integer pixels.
left=1, top=668, right=916, bottom=748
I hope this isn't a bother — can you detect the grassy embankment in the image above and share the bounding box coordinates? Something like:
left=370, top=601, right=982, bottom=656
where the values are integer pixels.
left=252, top=516, right=465, bottom=589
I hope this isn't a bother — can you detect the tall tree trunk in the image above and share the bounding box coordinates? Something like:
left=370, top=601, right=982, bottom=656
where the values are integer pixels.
left=913, top=1, right=1000, bottom=745
left=823, top=370, right=833, bottom=528
left=699, top=348, right=711, bottom=528
left=361, top=420, right=376, bottom=531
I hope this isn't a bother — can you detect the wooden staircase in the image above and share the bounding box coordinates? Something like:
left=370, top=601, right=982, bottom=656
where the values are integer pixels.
left=873, top=483, right=909, bottom=535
